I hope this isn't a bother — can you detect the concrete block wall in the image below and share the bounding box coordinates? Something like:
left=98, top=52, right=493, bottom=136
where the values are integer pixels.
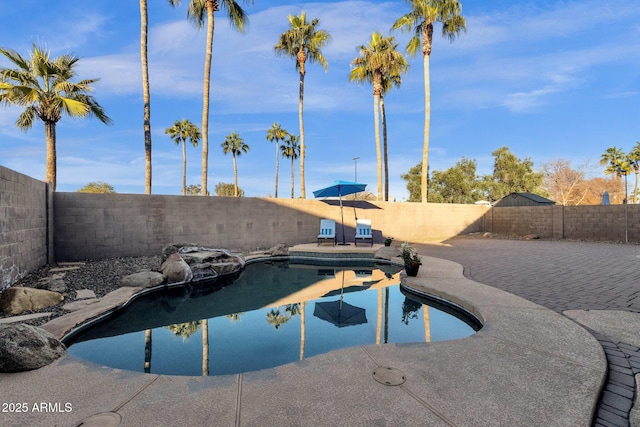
left=0, top=166, right=50, bottom=290
left=487, top=205, right=640, bottom=241
left=53, top=193, right=488, bottom=261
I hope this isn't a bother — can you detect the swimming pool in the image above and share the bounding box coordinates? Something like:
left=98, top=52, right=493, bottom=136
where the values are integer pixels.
left=65, top=260, right=479, bottom=376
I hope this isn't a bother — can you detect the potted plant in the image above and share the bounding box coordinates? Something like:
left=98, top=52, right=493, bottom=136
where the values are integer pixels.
left=401, top=242, right=422, bottom=276
left=384, top=237, right=394, bottom=247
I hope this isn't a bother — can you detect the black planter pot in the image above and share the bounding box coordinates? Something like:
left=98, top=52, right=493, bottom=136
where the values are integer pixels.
left=405, top=263, right=420, bottom=277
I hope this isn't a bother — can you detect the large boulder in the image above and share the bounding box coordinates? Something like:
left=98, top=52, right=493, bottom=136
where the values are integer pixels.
left=0, top=324, right=67, bottom=372
left=160, top=253, right=193, bottom=284
left=0, top=287, right=64, bottom=316
left=119, top=270, right=165, bottom=288
left=161, top=244, right=246, bottom=282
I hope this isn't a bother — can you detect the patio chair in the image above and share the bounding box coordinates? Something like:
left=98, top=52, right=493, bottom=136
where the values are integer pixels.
left=317, top=219, right=337, bottom=246
left=354, top=219, right=373, bottom=247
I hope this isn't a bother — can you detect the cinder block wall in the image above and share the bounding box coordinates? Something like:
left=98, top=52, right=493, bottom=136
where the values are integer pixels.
left=53, top=193, right=487, bottom=261
left=0, top=166, right=51, bottom=290
left=486, top=205, right=640, bottom=241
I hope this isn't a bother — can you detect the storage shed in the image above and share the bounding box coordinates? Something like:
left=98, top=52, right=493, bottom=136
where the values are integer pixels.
left=494, top=192, right=555, bottom=207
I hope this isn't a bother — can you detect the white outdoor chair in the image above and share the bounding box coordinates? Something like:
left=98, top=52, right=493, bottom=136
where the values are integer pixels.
left=317, top=219, right=337, bottom=246
left=354, top=219, right=373, bottom=247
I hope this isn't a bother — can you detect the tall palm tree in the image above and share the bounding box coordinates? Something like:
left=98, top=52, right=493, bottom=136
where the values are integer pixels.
left=627, top=142, right=640, bottom=204
left=392, top=0, right=466, bottom=203
left=266, top=122, right=288, bottom=198
left=274, top=11, right=331, bottom=199
left=281, top=133, right=300, bottom=198
left=169, top=0, right=252, bottom=196
left=350, top=32, right=408, bottom=200
left=0, top=45, right=112, bottom=191
left=140, top=0, right=153, bottom=194
left=165, top=119, right=201, bottom=195
left=221, top=131, right=249, bottom=197
left=600, top=146, right=630, bottom=204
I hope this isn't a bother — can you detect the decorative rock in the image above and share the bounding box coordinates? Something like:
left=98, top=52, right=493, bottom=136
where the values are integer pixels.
left=0, top=287, right=64, bottom=316
left=160, top=253, right=193, bottom=284
left=269, top=243, right=289, bottom=256
left=75, top=289, right=97, bottom=300
left=0, top=324, right=67, bottom=372
left=161, top=244, right=246, bottom=282
left=374, top=246, right=401, bottom=261
left=62, top=299, right=100, bottom=312
left=119, top=271, right=165, bottom=289
left=35, top=273, right=67, bottom=293
left=523, top=234, right=540, bottom=240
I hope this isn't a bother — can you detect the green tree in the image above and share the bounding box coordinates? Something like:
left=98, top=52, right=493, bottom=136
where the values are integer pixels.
left=165, top=119, right=201, bottom=195
left=0, top=45, right=112, bottom=191
left=481, top=147, right=544, bottom=201
left=430, top=158, right=480, bottom=203
left=280, top=133, right=300, bottom=198
left=215, top=181, right=244, bottom=197
left=350, top=32, right=408, bottom=201
left=400, top=162, right=423, bottom=202
left=392, top=0, right=466, bottom=203
left=274, top=11, right=331, bottom=199
left=600, top=146, right=631, bottom=204
left=140, top=0, right=153, bottom=194
left=169, top=0, right=253, bottom=196
left=266, top=122, right=289, bottom=198
left=77, top=181, right=116, bottom=194
left=221, top=131, right=249, bottom=197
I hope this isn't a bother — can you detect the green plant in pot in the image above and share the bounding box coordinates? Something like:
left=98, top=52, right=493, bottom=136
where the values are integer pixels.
left=384, top=237, right=394, bottom=247
left=401, top=242, right=422, bottom=276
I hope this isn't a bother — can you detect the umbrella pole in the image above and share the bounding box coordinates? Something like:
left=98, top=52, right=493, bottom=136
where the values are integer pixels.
left=339, top=189, right=347, bottom=245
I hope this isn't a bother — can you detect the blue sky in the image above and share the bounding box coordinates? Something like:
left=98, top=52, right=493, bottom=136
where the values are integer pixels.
left=1, top=0, right=639, bottom=200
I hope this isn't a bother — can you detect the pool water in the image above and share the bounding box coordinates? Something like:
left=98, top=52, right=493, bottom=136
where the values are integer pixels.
left=66, top=261, right=478, bottom=376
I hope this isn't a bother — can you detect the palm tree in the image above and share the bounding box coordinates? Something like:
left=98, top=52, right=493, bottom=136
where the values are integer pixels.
left=280, top=133, right=300, bottom=198
left=169, top=0, right=252, bottom=196
left=627, top=142, right=640, bottom=204
left=140, top=0, right=153, bottom=194
left=274, top=11, right=331, bottom=199
left=266, top=122, right=288, bottom=198
left=221, top=131, right=249, bottom=197
left=600, top=146, right=630, bottom=204
left=165, top=119, right=202, bottom=195
left=392, top=0, right=466, bottom=203
left=350, top=32, right=408, bottom=200
left=0, top=45, right=112, bottom=191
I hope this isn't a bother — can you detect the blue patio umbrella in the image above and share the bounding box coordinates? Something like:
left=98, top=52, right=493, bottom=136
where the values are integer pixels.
left=313, top=180, right=367, bottom=245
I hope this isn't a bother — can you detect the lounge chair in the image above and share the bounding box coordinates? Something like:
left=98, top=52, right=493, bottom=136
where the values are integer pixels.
left=318, top=219, right=337, bottom=246
left=354, top=219, right=373, bottom=247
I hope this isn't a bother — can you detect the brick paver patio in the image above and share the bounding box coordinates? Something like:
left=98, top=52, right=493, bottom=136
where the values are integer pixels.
left=418, top=237, right=640, bottom=427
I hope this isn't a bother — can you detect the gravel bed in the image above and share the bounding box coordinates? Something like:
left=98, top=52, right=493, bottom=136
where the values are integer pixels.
left=1, top=256, right=161, bottom=327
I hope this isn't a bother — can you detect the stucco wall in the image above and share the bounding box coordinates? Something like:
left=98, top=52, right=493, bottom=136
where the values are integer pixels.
left=0, top=166, right=51, bottom=290
left=52, top=193, right=487, bottom=261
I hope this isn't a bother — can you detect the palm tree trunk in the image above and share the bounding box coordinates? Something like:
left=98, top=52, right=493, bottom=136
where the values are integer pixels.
left=634, top=168, right=639, bottom=204
left=275, top=142, right=279, bottom=198
left=201, top=319, right=209, bottom=376
left=298, top=69, right=306, bottom=199
left=45, top=121, right=56, bottom=191
left=144, top=329, right=152, bottom=373
left=140, top=0, right=152, bottom=195
left=182, top=139, right=187, bottom=195
left=233, top=154, right=238, bottom=197
left=291, top=156, right=295, bottom=198
left=373, top=91, right=382, bottom=201
left=381, top=96, right=389, bottom=201
left=201, top=5, right=215, bottom=196
left=421, top=24, right=434, bottom=203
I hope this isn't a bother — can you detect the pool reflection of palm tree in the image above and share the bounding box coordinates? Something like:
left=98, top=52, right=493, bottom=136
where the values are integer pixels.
left=144, top=329, right=152, bottom=373
left=266, top=303, right=300, bottom=329
left=202, top=319, right=209, bottom=377
left=166, top=321, right=202, bottom=340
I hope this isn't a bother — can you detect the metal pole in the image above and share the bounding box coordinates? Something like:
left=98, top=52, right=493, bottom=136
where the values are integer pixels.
left=353, top=157, right=359, bottom=182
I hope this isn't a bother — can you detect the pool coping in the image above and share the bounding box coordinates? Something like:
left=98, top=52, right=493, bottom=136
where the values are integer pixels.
left=2, top=250, right=607, bottom=426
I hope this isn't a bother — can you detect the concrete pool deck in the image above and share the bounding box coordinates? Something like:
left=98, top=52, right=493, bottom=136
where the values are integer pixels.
left=0, top=244, right=609, bottom=426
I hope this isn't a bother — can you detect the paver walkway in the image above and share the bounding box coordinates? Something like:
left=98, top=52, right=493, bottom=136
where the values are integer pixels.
left=417, top=237, right=640, bottom=427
